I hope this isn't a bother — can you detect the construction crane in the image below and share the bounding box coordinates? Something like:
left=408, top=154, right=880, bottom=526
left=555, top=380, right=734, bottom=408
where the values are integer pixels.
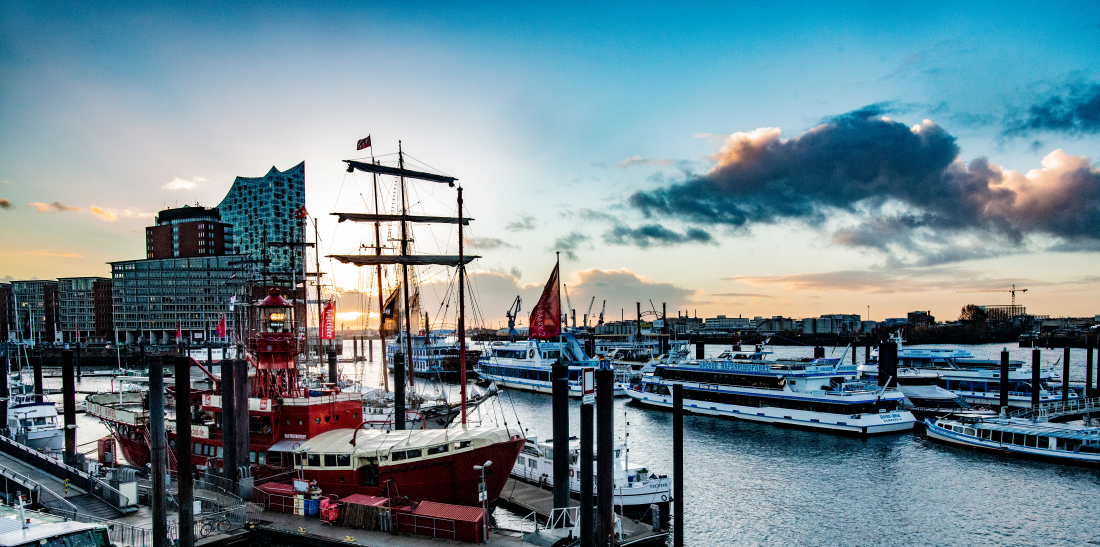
left=564, top=284, right=576, bottom=329
left=597, top=300, right=606, bottom=326
left=584, top=296, right=596, bottom=328
left=505, top=296, right=522, bottom=335
left=957, top=284, right=1029, bottom=305
left=649, top=300, right=658, bottom=316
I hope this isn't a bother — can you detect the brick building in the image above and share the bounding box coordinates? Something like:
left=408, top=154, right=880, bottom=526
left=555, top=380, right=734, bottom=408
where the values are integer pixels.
left=10, top=280, right=60, bottom=343
left=146, top=206, right=234, bottom=259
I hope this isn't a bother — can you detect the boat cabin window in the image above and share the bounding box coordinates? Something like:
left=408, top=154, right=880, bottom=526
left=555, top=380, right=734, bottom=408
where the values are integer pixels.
left=324, top=454, right=337, bottom=467
left=541, top=350, right=560, bottom=360
left=428, top=444, right=448, bottom=455
left=406, top=449, right=422, bottom=458
left=307, top=454, right=321, bottom=466
left=455, top=441, right=472, bottom=450
left=528, top=459, right=538, bottom=469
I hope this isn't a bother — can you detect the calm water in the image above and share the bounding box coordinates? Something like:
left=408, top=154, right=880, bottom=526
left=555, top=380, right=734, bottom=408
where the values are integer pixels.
left=47, top=341, right=1100, bottom=546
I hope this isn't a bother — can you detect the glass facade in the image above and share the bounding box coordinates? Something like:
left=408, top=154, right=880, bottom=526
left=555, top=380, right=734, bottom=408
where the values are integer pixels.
left=57, top=277, right=105, bottom=342
left=216, top=162, right=306, bottom=275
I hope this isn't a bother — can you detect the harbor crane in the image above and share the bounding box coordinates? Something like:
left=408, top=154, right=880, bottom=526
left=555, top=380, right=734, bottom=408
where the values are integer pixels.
left=584, top=296, right=596, bottom=328
left=564, top=284, right=576, bottom=329
left=597, top=300, right=606, bottom=326
left=957, top=284, right=1029, bottom=305
left=505, top=295, right=522, bottom=335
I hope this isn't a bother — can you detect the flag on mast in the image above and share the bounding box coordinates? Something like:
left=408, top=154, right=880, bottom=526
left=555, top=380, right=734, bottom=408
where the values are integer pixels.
left=320, top=300, right=336, bottom=340
left=528, top=263, right=561, bottom=340
left=176, top=321, right=182, bottom=341
left=216, top=316, right=226, bottom=338
left=356, top=135, right=372, bottom=150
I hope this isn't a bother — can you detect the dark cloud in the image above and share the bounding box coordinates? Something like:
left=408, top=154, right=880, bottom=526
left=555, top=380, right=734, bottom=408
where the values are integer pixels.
left=505, top=213, right=536, bottom=231
left=466, top=237, right=520, bottom=251
left=629, top=105, right=1100, bottom=263
left=551, top=232, right=590, bottom=261
left=0, top=198, right=11, bottom=210
left=603, top=223, right=714, bottom=248
left=570, top=269, right=699, bottom=315
left=1002, top=82, right=1100, bottom=137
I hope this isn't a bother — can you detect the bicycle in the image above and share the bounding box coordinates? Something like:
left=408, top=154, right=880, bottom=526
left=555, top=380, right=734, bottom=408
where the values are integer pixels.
left=198, top=515, right=233, bottom=537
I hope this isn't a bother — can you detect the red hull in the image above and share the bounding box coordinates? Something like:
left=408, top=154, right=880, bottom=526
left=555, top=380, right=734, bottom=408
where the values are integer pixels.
left=300, top=436, right=526, bottom=506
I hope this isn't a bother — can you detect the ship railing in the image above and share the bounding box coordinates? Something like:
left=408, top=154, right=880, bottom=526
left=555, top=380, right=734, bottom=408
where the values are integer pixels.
left=1008, top=397, right=1100, bottom=421
left=51, top=509, right=165, bottom=547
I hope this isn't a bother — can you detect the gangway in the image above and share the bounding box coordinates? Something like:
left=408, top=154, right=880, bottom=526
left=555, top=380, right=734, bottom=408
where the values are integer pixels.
left=1008, top=397, right=1100, bottom=422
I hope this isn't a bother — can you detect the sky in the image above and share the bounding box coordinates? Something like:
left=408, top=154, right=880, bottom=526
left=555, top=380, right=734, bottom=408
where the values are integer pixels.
left=2, top=1, right=1099, bottom=330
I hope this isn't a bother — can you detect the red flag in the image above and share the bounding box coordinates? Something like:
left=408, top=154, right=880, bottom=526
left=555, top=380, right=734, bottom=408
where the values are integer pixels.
left=320, top=300, right=336, bottom=340
left=74, top=323, right=80, bottom=343
left=528, top=264, right=561, bottom=340
left=176, top=321, right=182, bottom=340
left=294, top=205, right=308, bottom=219
left=216, top=316, right=226, bottom=338
left=356, top=135, right=371, bottom=150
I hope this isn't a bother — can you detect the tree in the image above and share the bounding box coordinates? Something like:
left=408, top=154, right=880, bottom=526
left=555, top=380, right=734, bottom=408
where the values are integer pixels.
left=959, top=304, right=987, bottom=324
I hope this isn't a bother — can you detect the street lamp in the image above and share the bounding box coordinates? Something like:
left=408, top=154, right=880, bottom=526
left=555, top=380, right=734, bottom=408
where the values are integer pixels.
left=473, top=460, right=492, bottom=543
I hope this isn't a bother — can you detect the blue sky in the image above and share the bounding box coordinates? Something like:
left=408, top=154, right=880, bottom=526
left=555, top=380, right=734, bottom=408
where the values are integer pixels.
left=2, top=1, right=1099, bottom=327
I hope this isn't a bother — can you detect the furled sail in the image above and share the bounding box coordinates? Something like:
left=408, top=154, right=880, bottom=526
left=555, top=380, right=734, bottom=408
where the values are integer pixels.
left=344, top=160, right=457, bottom=185
left=332, top=213, right=472, bottom=225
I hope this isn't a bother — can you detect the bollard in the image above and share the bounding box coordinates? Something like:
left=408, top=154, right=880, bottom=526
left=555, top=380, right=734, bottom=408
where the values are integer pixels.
left=1063, top=347, right=1071, bottom=403
left=879, top=342, right=897, bottom=388
left=175, top=356, right=195, bottom=547
left=673, top=383, right=684, bottom=547
left=1032, top=349, right=1041, bottom=408
left=1000, top=349, right=1010, bottom=409
left=580, top=383, right=594, bottom=547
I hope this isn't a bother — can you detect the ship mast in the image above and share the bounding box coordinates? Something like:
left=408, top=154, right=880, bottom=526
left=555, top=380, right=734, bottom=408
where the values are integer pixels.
left=371, top=163, right=390, bottom=393
left=457, top=186, right=467, bottom=425
left=398, top=142, right=415, bottom=393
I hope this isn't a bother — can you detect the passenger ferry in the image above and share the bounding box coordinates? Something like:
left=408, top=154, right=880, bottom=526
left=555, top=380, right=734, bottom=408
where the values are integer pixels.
left=0, top=502, right=110, bottom=547
left=875, top=335, right=1075, bottom=408
left=385, top=331, right=482, bottom=379
left=925, top=416, right=1100, bottom=464
left=512, top=436, right=670, bottom=518
left=476, top=333, right=630, bottom=397
left=627, top=347, right=917, bottom=435
left=5, top=373, right=63, bottom=453
left=857, top=363, right=995, bottom=422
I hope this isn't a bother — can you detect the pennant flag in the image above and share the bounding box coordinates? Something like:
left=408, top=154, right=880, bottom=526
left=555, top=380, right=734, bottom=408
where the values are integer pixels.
left=528, top=263, right=561, bottom=340
left=356, top=135, right=372, bottom=150
left=379, top=287, right=401, bottom=336
left=320, top=300, right=336, bottom=340
left=216, top=316, right=227, bottom=338
left=294, top=205, right=309, bottom=219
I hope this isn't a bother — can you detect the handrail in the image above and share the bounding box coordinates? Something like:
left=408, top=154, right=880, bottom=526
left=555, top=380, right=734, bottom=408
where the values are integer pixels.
left=0, top=434, right=133, bottom=507
left=0, top=461, right=80, bottom=515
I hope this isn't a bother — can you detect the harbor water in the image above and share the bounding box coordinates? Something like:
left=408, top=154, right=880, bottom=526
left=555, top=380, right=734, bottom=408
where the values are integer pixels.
left=51, top=341, right=1100, bottom=546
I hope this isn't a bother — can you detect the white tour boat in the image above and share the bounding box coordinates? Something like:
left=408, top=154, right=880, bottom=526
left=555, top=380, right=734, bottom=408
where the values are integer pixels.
left=511, top=435, right=670, bottom=517
left=5, top=373, right=63, bottom=453
left=476, top=333, right=630, bottom=396
left=628, top=347, right=917, bottom=435
left=925, top=416, right=1100, bottom=464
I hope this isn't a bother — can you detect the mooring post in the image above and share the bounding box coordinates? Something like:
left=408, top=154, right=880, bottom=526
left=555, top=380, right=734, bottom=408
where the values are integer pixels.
left=150, top=357, right=168, bottom=547
left=552, top=364, right=570, bottom=512
left=596, top=367, right=614, bottom=547
left=61, top=350, right=76, bottom=464
left=695, top=342, right=704, bottom=359
left=879, top=341, right=897, bottom=388
left=175, top=356, right=195, bottom=547
left=328, top=350, right=338, bottom=385
left=368, top=336, right=374, bottom=362
left=851, top=341, right=857, bottom=364
left=394, top=352, right=406, bottom=430
left=673, top=383, right=684, bottom=547
left=232, top=359, right=249, bottom=497
left=580, top=380, right=594, bottom=547
left=220, top=356, right=237, bottom=492
left=813, top=346, right=825, bottom=359
left=0, top=346, right=8, bottom=437
left=865, top=338, right=871, bottom=364
left=1000, top=349, right=1010, bottom=409
left=34, top=351, right=44, bottom=403
left=1063, top=347, right=1071, bottom=403
left=1085, top=345, right=1093, bottom=399
left=75, top=343, right=81, bottom=380
left=1032, top=349, right=1041, bottom=408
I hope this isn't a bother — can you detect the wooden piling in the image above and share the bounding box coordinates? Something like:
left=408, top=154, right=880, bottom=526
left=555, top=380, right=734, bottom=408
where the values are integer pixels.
left=580, top=392, right=594, bottom=547
left=150, top=357, right=168, bottom=547
left=552, top=365, right=569, bottom=511
left=328, top=350, right=338, bottom=384
left=1063, top=347, right=1071, bottom=403
left=61, top=350, right=76, bottom=464
left=673, top=383, right=684, bottom=547
left=1032, top=349, right=1041, bottom=408
left=1086, top=345, right=1094, bottom=399
left=695, top=342, right=704, bottom=359
left=175, top=356, right=195, bottom=547
left=1000, top=349, right=1009, bottom=409
left=34, top=350, right=44, bottom=403
left=220, top=357, right=237, bottom=493
left=596, top=368, right=614, bottom=547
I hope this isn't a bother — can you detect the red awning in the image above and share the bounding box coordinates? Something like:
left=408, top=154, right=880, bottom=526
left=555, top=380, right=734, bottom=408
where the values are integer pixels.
left=411, top=501, right=485, bottom=524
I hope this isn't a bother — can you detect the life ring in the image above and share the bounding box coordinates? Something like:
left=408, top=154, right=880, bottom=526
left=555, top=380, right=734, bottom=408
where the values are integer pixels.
left=528, top=349, right=536, bottom=359
left=661, top=494, right=668, bottom=502
left=569, top=468, right=575, bottom=477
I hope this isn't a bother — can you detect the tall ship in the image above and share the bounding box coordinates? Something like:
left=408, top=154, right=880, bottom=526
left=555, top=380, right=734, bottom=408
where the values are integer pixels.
left=627, top=346, right=917, bottom=435
left=89, top=143, right=526, bottom=506
left=476, top=333, right=631, bottom=397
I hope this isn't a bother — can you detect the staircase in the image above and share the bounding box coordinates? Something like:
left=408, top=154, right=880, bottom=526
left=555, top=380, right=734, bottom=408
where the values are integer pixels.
left=59, top=494, right=125, bottom=520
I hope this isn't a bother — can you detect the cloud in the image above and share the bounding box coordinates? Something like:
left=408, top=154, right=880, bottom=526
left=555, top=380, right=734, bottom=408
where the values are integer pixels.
left=551, top=232, right=590, bottom=261
left=734, top=267, right=1034, bottom=295
left=25, top=249, right=83, bottom=258
left=602, top=223, right=714, bottom=248
left=0, top=199, right=11, bottom=210
left=1002, top=81, right=1100, bottom=138
left=620, top=156, right=674, bottom=168
left=89, top=206, right=118, bottom=221
left=29, top=201, right=83, bottom=213
left=570, top=268, right=699, bottom=316
left=510, top=267, right=522, bottom=280
left=712, top=293, right=776, bottom=299
left=628, top=105, right=1100, bottom=264
left=465, top=237, right=520, bottom=251
left=163, top=176, right=207, bottom=191
left=505, top=213, right=536, bottom=231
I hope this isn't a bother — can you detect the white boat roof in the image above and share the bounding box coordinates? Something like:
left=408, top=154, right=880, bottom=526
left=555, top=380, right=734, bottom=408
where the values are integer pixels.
left=295, top=425, right=516, bottom=457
